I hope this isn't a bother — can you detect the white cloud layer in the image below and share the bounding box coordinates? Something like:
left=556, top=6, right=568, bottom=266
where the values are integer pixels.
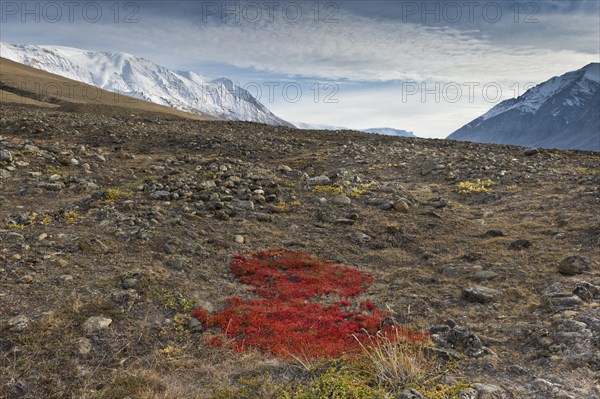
left=2, top=3, right=598, bottom=137
left=97, top=8, right=599, bottom=84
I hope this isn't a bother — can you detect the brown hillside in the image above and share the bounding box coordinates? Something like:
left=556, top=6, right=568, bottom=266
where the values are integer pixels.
left=0, top=57, right=213, bottom=120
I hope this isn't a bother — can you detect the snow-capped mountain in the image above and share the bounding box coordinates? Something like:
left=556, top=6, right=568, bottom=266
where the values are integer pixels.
left=293, top=122, right=417, bottom=138
left=362, top=128, right=416, bottom=137
left=448, top=63, right=600, bottom=151
left=292, top=121, right=349, bottom=130
left=0, top=42, right=291, bottom=126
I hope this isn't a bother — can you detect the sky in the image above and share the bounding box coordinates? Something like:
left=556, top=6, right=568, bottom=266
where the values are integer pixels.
left=1, top=0, right=599, bottom=137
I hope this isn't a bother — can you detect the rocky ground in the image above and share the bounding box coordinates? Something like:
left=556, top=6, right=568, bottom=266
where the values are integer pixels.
left=0, top=103, right=599, bottom=399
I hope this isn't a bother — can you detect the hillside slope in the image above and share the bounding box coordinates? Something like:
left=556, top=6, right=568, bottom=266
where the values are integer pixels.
left=1, top=43, right=291, bottom=126
left=0, top=102, right=599, bottom=399
left=0, top=57, right=210, bottom=120
left=449, top=63, right=600, bottom=151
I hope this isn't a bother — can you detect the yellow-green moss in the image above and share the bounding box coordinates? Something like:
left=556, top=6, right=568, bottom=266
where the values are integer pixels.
left=455, top=179, right=496, bottom=194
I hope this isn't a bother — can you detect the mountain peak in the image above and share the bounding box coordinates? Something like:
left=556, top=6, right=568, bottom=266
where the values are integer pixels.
left=582, top=62, right=600, bottom=83
left=448, top=64, right=600, bottom=151
left=0, top=42, right=291, bottom=126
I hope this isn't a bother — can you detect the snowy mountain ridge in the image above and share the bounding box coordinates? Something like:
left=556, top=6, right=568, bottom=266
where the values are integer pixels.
left=361, top=128, right=416, bottom=137
left=480, top=63, right=600, bottom=122
left=449, top=63, right=600, bottom=151
left=293, top=122, right=417, bottom=138
left=0, top=42, right=291, bottom=126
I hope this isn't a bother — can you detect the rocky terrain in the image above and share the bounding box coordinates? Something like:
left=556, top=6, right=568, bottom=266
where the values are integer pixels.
left=0, top=102, right=599, bottom=399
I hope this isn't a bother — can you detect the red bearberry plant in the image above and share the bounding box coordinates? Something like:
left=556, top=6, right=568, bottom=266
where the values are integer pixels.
left=192, top=249, right=426, bottom=359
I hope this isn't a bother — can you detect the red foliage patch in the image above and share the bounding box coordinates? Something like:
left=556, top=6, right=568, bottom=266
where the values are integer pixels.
left=193, top=249, right=425, bottom=358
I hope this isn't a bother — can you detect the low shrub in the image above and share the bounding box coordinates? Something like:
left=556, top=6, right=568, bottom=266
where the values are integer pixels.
left=193, top=249, right=426, bottom=359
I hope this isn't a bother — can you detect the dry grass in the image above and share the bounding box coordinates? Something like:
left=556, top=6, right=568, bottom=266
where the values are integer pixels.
left=0, top=57, right=212, bottom=120
left=355, top=329, right=431, bottom=390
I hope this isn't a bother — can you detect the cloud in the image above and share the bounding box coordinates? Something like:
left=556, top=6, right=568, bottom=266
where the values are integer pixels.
left=46, top=6, right=595, bottom=85
left=1, top=1, right=598, bottom=137
left=2, top=2, right=598, bottom=84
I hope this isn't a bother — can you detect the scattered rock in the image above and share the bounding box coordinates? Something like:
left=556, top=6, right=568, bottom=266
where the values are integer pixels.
left=482, top=229, right=504, bottom=238
left=573, top=282, right=599, bottom=301
left=430, top=321, right=489, bottom=358
left=234, top=234, right=245, bottom=244
left=189, top=318, right=204, bottom=333
left=255, top=212, right=272, bottom=222
left=524, top=148, right=540, bottom=156
left=78, top=238, right=109, bottom=253
left=83, top=316, right=112, bottom=334
left=558, top=255, right=591, bottom=275
left=331, top=195, right=351, bottom=206
left=473, top=383, right=507, bottom=399
left=393, top=201, right=410, bottom=213
left=542, top=288, right=584, bottom=309
left=398, top=387, right=427, bottom=399
left=0, top=149, right=13, bottom=162
left=462, top=285, right=501, bottom=304
left=307, top=175, right=331, bottom=186
left=509, top=238, right=531, bottom=250
left=18, top=275, right=33, bottom=284
left=150, top=190, right=171, bottom=200
left=334, top=218, right=355, bottom=225
left=277, top=164, right=292, bottom=172
left=77, top=337, right=92, bottom=355
left=8, top=315, right=30, bottom=331
left=38, top=181, right=65, bottom=191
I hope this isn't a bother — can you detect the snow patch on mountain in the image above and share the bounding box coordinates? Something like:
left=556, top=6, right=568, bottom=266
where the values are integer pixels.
left=448, top=63, right=600, bottom=151
left=480, top=63, right=600, bottom=122
left=362, top=128, right=416, bottom=137
left=293, top=122, right=417, bottom=138
left=292, top=121, right=349, bottom=130
left=0, top=42, right=290, bottom=126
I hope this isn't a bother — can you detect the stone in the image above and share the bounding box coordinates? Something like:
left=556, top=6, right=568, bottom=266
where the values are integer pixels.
left=573, top=282, right=599, bottom=301
left=542, top=292, right=583, bottom=308
left=331, top=195, right=351, bottom=206
left=18, top=275, right=33, bottom=284
left=8, top=315, right=30, bottom=331
left=39, top=182, right=65, bottom=191
left=38, top=233, right=48, bottom=241
left=6, top=232, right=24, bottom=240
left=482, top=229, right=504, bottom=238
left=462, top=285, right=501, bottom=304
left=334, top=218, right=355, bottom=225
left=234, top=235, right=245, bottom=244
left=189, top=318, right=204, bottom=333
left=121, top=278, right=138, bottom=289
left=394, top=201, right=410, bottom=213
left=77, top=337, right=92, bottom=355
left=458, top=388, right=477, bottom=399
left=532, top=378, right=555, bottom=393
left=558, top=255, right=591, bottom=275
left=524, top=148, right=540, bottom=156
left=307, top=175, right=331, bottom=186
left=78, top=238, right=109, bottom=253
left=0, top=149, right=13, bottom=162
left=233, top=200, right=255, bottom=211
left=83, top=316, right=112, bottom=334
left=255, top=212, right=272, bottom=222
left=150, top=190, right=171, bottom=200
left=509, top=238, right=531, bottom=249
left=473, top=383, right=507, bottom=399
left=397, top=387, right=427, bottom=399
